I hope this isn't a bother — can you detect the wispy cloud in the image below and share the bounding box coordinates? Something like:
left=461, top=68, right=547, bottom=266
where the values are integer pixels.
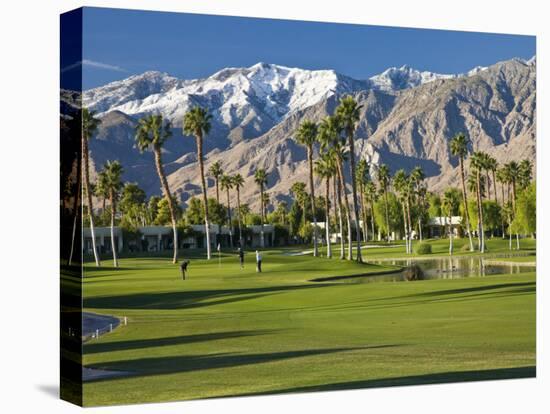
left=61, top=59, right=128, bottom=73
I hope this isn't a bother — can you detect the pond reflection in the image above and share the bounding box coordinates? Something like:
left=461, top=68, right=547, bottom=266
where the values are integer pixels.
left=323, top=256, right=535, bottom=284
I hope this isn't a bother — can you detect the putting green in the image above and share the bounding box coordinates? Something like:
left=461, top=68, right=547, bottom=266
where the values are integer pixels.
left=81, top=243, right=535, bottom=406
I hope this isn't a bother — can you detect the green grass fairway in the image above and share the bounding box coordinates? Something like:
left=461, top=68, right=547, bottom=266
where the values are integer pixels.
left=82, top=246, right=535, bottom=406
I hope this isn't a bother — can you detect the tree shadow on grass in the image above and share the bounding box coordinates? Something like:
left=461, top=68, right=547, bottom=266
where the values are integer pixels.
left=84, top=330, right=275, bottom=355
left=405, top=282, right=535, bottom=299
left=233, top=366, right=536, bottom=397
left=84, top=284, right=332, bottom=310
left=86, top=345, right=401, bottom=382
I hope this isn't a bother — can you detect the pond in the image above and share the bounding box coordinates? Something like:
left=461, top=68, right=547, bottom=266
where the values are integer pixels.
left=313, top=255, right=536, bottom=284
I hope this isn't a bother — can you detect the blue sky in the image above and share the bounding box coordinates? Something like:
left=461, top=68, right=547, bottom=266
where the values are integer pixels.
left=75, top=7, right=536, bottom=89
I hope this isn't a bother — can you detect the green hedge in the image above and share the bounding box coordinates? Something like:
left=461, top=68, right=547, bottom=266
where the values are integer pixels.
left=414, top=242, right=432, bottom=255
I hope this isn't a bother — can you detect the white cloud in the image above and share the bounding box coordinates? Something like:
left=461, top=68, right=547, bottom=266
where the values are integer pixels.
left=61, top=59, right=127, bottom=73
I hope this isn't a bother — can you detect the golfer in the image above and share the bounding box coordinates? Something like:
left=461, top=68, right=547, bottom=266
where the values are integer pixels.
left=238, top=247, right=245, bottom=269
left=256, top=250, right=262, bottom=273
left=180, top=260, right=189, bottom=280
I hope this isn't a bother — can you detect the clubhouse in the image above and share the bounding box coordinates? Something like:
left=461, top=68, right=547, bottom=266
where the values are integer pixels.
left=83, top=224, right=276, bottom=254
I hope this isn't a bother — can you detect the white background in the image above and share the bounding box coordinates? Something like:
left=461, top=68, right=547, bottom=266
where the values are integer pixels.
left=0, top=0, right=547, bottom=412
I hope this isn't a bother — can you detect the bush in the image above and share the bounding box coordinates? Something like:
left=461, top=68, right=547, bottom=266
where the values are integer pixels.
left=414, top=242, right=432, bottom=255
left=461, top=241, right=479, bottom=252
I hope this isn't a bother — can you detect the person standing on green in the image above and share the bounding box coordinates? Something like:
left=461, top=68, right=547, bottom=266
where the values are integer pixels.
left=238, top=247, right=245, bottom=269
left=255, top=250, right=262, bottom=273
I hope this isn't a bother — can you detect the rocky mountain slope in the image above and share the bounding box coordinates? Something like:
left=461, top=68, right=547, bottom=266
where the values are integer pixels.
left=77, top=57, right=536, bottom=210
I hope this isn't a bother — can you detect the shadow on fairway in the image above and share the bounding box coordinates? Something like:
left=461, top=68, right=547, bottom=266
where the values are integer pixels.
left=84, top=284, right=332, bottom=310
left=235, top=366, right=536, bottom=396
left=84, top=330, right=275, bottom=355
left=406, top=281, right=536, bottom=299
left=86, top=345, right=401, bottom=382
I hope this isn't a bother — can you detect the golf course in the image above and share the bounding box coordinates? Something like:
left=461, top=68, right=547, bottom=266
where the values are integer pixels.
left=81, top=238, right=536, bottom=406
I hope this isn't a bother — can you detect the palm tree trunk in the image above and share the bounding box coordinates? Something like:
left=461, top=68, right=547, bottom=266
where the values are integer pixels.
left=406, top=197, right=413, bottom=254
left=492, top=170, right=498, bottom=204
left=459, top=158, right=474, bottom=251
left=325, top=177, right=332, bottom=259
left=346, top=133, right=362, bottom=262
left=401, top=202, right=408, bottom=253
left=383, top=187, right=390, bottom=243
left=448, top=214, right=453, bottom=255
left=334, top=176, right=344, bottom=259
left=516, top=233, right=520, bottom=250
left=68, top=155, right=81, bottom=266
left=196, top=137, right=211, bottom=259
left=82, top=138, right=101, bottom=266
left=153, top=147, right=178, bottom=263
left=260, top=184, right=265, bottom=248
left=360, top=183, right=368, bottom=243
left=226, top=188, right=233, bottom=248
left=370, top=197, right=375, bottom=243
left=307, top=147, right=319, bottom=257
left=476, top=170, right=485, bottom=253
left=236, top=186, right=243, bottom=247
left=109, top=190, right=118, bottom=267
left=337, top=161, right=353, bottom=260
left=215, top=179, right=220, bottom=204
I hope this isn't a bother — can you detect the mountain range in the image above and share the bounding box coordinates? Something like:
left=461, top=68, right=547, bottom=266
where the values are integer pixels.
left=69, top=57, right=536, bottom=211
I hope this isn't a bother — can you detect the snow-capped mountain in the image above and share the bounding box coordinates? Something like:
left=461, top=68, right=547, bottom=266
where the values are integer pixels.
left=83, top=63, right=370, bottom=133
left=72, top=57, right=535, bottom=209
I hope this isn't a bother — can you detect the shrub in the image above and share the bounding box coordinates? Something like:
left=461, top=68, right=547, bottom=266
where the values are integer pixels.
left=414, top=242, right=432, bottom=255
left=461, top=241, right=480, bottom=252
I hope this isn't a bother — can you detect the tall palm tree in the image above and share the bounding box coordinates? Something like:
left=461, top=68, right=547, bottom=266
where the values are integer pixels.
left=82, top=108, right=102, bottom=266
left=183, top=107, right=213, bottom=260
left=505, top=161, right=520, bottom=211
left=220, top=174, right=233, bottom=248
left=262, top=192, right=270, bottom=219
left=410, top=166, right=426, bottom=242
left=377, top=164, right=391, bottom=243
left=470, top=151, right=487, bottom=253
left=95, top=171, right=109, bottom=215
left=232, top=174, right=245, bottom=247
left=102, top=160, right=123, bottom=267
left=486, top=155, right=498, bottom=204
left=254, top=168, right=268, bottom=247
left=393, top=170, right=412, bottom=254
left=442, top=188, right=460, bottom=255
left=315, top=152, right=334, bottom=258
left=365, top=181, right=377, bottom=241
left=295, top=120, right=320, bottom=257
left=518, top=159, right=533, bottom=189
left=336, top=96, right=363, bottom=262
left=290, top=182, right=308, bottom=230
left=449, top=133, right=474, bottom=251
left=318, top=115, right=353, bottom=260
left=356, top=159, right=370, bottom=244
left=136, top=114, right=179, bottom=263
left=208, top=161, right=223, bottom=204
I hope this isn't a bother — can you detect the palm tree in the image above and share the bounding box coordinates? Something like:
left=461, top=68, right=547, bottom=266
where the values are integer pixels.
left=470, top=152, right=487, bottom=253
left=410, top=166, right=426, bottom=241
left=102, top=160, right=123, bottom=267
left=506, top=161, right=520, bottom=211
left=449, top=133, right=474, bottom=251
left=518, top=159, right=533, bottom=189
left=220, top=174, right=233, bottom=248
left=95, top=170, right=109, bottom=215
left=290, top=182, right=308, bottom=230
left=262, top=192, right=270, bottom=219
left=356, top=159, right=370, bottom=244
left=183, top=106, right=213, bottom=260
left=377, top=164, right=391, bottom=243
left=232, top=174, right=245, bottom=247
left=365, top=181, right=377, bottom=241
left=393, top=170, right=412, bottom=254
left=254, top=168, right=268, bottom=247
left=295, top=120, right=319, bottom=257
left=136, top=114, right=179, bottom=263
left=442, top=188, right=460, bottom=255
left=315, top=152, right=334, bottom=258
left=208, top=161, right=223, bottom=204
left=318, top=116, right=353, bottom=260
left=336, top=96, right=363, bottom=262
left=486, top=155, right=498, bottom=204
left=82, top=108, right=102, bottom=266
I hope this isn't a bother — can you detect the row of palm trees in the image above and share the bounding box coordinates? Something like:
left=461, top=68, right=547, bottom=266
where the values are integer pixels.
left=450, top=132, right=533, bottom=253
